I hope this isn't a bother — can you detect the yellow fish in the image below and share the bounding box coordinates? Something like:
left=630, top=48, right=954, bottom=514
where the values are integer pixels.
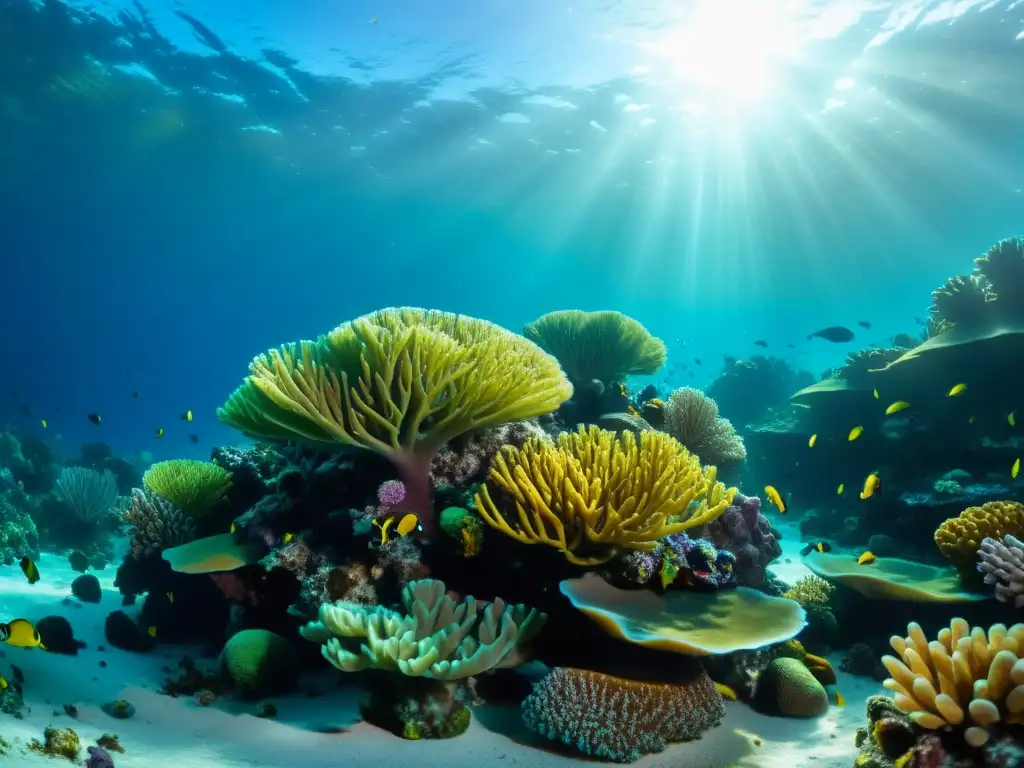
left=181, top=409, right=193, bottom=422
left=19, top=556, right=39, bottom=584
left=764, top=485, right=787, bottom=514
left=715, top=682, right=737, bottom=701
left=1013, top=458, right=1021, bottom=480
left=848, top=426, right=864, bottom=442
left=873, top=388, right=879, bottom=400
left=372, top=516, right=396, bottom=545
left=0, top=618, right=46, bottom=650
left=155, top=428, right=164, bottom=439
left=1010, top=411, right=1017, bottom=427
left=395, top=513, right=423, bottom=536
left=167, top=591, right=174, bottom=604
left=40, top=419, right=47, bottom=429
left=147, top=626, right=157, bottom=638
left=282, top=533, right=295, bottom=545
left=948, top=383, right=967, bottom=397
left=835, top=691, right=846, bottom=707
left=0, top=674, right=6, bottom=690
left=836, top=483, right=844, bottom=495
left=808, top=434, right=817, bottom=448
left=857, top=551, right=877, bottom=566
left=230, top=522, right=237, bottom=534
left=884, top=401, right=910, bottom=416
left=860, top=473, right=882, bottom=500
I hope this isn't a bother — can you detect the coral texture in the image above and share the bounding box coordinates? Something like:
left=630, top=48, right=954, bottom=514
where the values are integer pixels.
left=122, top=488, right=197, bottom=559
left=935, top=500, right=1024, bottom=577
left=475, top=425, right=735, bottom=566
left=521, top=666, right=724, bottom=763
left=220, top=628, right=299, bottom=699
left=700, top=493, right=781, bottom=587
left=783, top=575, right=835, bottom=608
left=662, top=387, right=746, bottom=465
left=978, top=535, right=1024, bottom=607
left=751, top=657, right=829, bottom=717
left=615, top=532, right=736, bottom=589
left=54, top=467, right=118, bottom=522
left=142, top=459, right=232, bottom=516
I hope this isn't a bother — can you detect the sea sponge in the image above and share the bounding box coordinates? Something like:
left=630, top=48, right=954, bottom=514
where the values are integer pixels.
left=218, top=307, right=572, bottom=535
left=662, top=387, right=746, bottom=465
left=880, top=619, right=1024, bottom=747
left=522, top=309, right=666, bottom=385
left=474, top=425, right=735, bottom=566
left=142, top=459, right=232, bottom=517
left=123, top=488, right=196, bottom=558
left=300, top=578, right=545, bottom=679
left=752, top=657, right=829, bottom=717
left=935, top=500, right=1024, bottom=577
left=221, top=629, right=299, bottom=699
left=521, top=666, right=724, bottom=763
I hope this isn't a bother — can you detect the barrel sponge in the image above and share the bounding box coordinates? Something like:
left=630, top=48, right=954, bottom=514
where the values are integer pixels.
left=935, top=501, right=1024, bottom=573
left=142, top=459, right=232, bottom=517
left=880, top=619, right=1024, bottom=747
left=521, top=667, right=725, bottom=763
left=220, top=629, right=299, bottom=699
left=752, top=657, right=829, bottom=717
left=522, top=309, right=666, bottom=384
left=475, top=425, right=735, bottom=566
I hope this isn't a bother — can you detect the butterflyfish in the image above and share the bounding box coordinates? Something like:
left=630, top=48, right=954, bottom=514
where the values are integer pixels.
left=0, top=619, right=46, bottom=649
left=948, top=383, right=967, bottom=397
left=181, top=409, right=193, bottom=422
left=857, top=551, right=877, bottom=566
left=836, top=483, right=845, bottom=495
left=395, top=513, right=422, bottom=536
left=848, top=425, right=864, bottom=442
left=764, top=485, right=787, bottom=514
left=19, top=556, right=39, bottom=584
left=808, top=434, right=817, bottom=448
left=860, top=473, right=882, bottom=500
left=1010, top=411, right=1017, bottom=427
left=884, top=401, right=910, bottom=415
left=1013, top=458, right=1021, bottom=480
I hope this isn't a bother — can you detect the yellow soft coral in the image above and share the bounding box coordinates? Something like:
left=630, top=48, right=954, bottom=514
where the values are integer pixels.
left=217, top=308, right=573, bottom=534
left=474, top=425, right=735, bottom=566
left=142, top=459, right=232, bottom=517
left=881, top=619, right=1024, bottom=747
left=934, top=500, right=1024, bottom=576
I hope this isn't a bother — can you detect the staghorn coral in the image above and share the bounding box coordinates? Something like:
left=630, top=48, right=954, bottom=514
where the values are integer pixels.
left=522, top=309, right=666, bottom=385
left=929, top=274, right=995, bottom=329
left=881, top=619, right=1024, bottom=747
left=935, top=500, right=1024, bottom=580
left=474, top=425, right=735, bottom=566
left=521, top=666, right=724, bottom=763
left=218, top=307, right=573, bottom=535
left=142, top=459, right=232, bottom=517
left=54, top=467, right=118, bottom=522
left=701, top=493, right=780, bottom=587
left=978, top=535, right=1024, bottom=607
left=123, top=487, right=196, bottom=559
left=662, top=387, right=746, bottom=465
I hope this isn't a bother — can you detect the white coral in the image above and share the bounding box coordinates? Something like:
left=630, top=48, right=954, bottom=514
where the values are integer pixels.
left=978, top=535, right=1024, bottom=608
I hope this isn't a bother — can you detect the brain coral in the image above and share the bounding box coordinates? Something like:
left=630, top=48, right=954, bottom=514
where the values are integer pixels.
left=220, top=629, right=299, bottom=699
left=935, top=500, right=1024, bottom=578
left=751, top=657, right=829, bottom=718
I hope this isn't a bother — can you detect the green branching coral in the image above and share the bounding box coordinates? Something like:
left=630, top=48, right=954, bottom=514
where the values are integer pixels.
left=522, top=309, right=666, bottom=385
left=142, top=459, right=232, bottom=517
left=662, top=387, right=746, bottom=465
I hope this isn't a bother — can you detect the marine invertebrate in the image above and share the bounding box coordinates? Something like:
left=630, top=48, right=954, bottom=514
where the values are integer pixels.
left=751, top=657, right=829, bottom=717
left=701, top=493, right=780, bottom=587
left=973, top=236, right=1024, bottom=307
left=439, top=506, right=483, bottom=557
left=474, top=425, right=734, bottom=566
left=373, top=479, right=406, bottom=517
left=615, top=533, right=736, bottom=589
left=662, top=387, right=746, bottom=465
left=429, top=420, right=549, bottom=490
left=521, top=666, right=724, bottom=763
left=220, top=629, right=299, bottom=699
left=978, top=535, right=1024, bottom=607
left=217, top=307, right=573, bottom=535
left=29, top=726, right=81, bottom=761
left=929, top=274, right=994, bottom=329
left=142, top=459, right=232, bottom=517
left=783, top=574, right=834, bottom=608
left=522, top=309, right=666, bottom=385
left=881, top=619, right=1024, bottom=747
left=54, top=466, right=118, bottom=522
left=935, top=501, right=1024, bottom=581
left=122, top=488, right=196, bottom=559
left=833, top=347, right=905, bottom=381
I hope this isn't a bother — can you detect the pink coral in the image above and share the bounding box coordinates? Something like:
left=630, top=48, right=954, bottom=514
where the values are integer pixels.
left=376, top=479, right=406, bottom=514
left=700, top=493, right=780, bottom=587
left=430, top=421, right=550, bottom=489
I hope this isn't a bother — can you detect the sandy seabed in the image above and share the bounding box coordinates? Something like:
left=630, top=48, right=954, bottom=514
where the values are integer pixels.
left=0, top=527, right=878, bottom=768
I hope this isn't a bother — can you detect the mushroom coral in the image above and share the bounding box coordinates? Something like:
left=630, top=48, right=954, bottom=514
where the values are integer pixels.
left=217, top=307, right=573, bottom=535
left=474, top=425, right=735, bottom=566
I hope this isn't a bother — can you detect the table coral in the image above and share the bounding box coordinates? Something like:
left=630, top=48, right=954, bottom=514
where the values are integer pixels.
left=978, top=534, right=1024, bottom=607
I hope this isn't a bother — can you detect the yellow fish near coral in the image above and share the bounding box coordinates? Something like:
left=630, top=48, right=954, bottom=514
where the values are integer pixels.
left=857, top=551, right=877, bottom=566
left=0, top=618, right=46, bottom=650
left=373, top=513, right=423, bottom=545
left=282, top=533, right=295, bottom=545
left=715, top=682, right=738, bottom=701
left=836, top=483, right=844, bottom=495
left=848, top=426, right=864, bottom=442
left=40, top=419, right=47, bottom=429
left=884, top=401, right=910, bottom=416
left=764, top=485, right=787, bottom=514
left=860, top=473, right=882, bottom=500
left=147, top=626, right=157, bottom=638
left=1013, top=458, right=1021, bottom=480
left=20, top=556, right=39, bottom=584
left=808, top=434, right=817, bottom=448
left=948, top=383, right=967, bottom=397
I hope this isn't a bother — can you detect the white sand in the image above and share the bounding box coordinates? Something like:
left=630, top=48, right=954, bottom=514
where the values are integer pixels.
left=0, top=533, right=879, bottom=768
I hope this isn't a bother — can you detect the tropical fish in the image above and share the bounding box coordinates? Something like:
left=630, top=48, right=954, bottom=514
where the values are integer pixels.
left=807, top=326, right=855, bottom=343
left=660, top=558, right=679, bottom=590
left=801, top=541, right=832, bottom=556
left=1010, top=411, right=1017, bottom=427
left=754, top=340, right=768, bottom=347
left=948, top=383, right=967, bottom=397
left=857, top=321, right=871, bottom=329
left=68, top=551, right=88, bottom=573
left=808, top=434, right=817, bottom=448
left=181, top=409, right=193, bottom=422
left=229, top=522, right=237, bottom=534
left=132, top=391, right=139, bottom=399
left=873, top=388, right=879, bottom=400
left=885, top=401, right=910, bottom=415
left=860, top=473, right=882, bottom=500
left=189, top=434, right=200, bottom=444
left=694, top=358, right=702, bottom=365
left=155, top=428, right=164, bottom=439
left=395, top=513, right=422, bottom=536
left=40, top=419, right=47, bottom=429
left=147, top=626, right=157, bottom=638
left=0, top=619, right=46, bottom=649
left=835, top=691, right=846, bottom=707
left=0, top=674, right=6, bottom=691
left=857, top=551, right=877, bottom=566
left=715, top=682, right=738, bottom=701
left=282, top=533, right=295, bottom=545
left=167, top=591, right=174, bottom=604
left=837, top=483, right=845, bottom=495
left=764, top=485, right=787, bottom=514
left=1013, top=458, right=1020, bottom=480
left=20, top=556, right=39, bottom=584
left=87, top=413, right=101, bottom=425
left=848, top=426, right=864, bottom=442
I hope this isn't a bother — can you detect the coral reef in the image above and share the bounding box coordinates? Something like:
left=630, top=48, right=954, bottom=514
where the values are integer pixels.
left=220, top=629, right=299, bottom=699
left=122, top=488, right=196, bottom=559
left=142, top=459, right=232, bottom=517
left=751, top=657, right=829, bottom=718
left=707, top=355, right=813, bottom=428
left=978, top=534, right=1024, bottom=607
left=935, top=500, right=1024, bottom=583
left=700, top=492, right=780, bottom=587
left=662, top=387, right=746, bottom=466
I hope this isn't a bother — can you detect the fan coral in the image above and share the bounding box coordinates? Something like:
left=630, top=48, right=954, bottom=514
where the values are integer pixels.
left=662, top=387, right=746, bottom=465
left=521, top=666, right=724, bottom=763
left=935, top=500, right=1024, bottom=580
left=881, top=619, right=1024, bottom=747
left=217, top=307, right=573, bottom=535
left=701, top=493, right=781, bottom=587
left=54, top=467, right=118, bottom=522
left=474, top=425, right=735, bottom=566
left=978, top=535, right=1024, bottom=607
left=142, top=459, right=232, bottom=517
left=522, top=309, right=666, bottom=385
left=122, top=488, right=196, bottom=559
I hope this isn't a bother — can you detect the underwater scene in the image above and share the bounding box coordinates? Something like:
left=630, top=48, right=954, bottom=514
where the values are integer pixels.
left=3, top=0, right=1024, bottom=766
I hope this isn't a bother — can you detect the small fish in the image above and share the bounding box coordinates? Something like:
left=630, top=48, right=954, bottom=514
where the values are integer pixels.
left=754, top=340, right=768, bottom=348
left=68, top=551, right=88, bottom=573
left=0, top=619, right=46, bottom=649
left=40, top=419, right=46, bottom=428
left=20, top=555, right=39, bottom=584
left=807, top=326, right=855, bottom=343
left=87, top=413, right=101, bottom=425
left=1010, top=411, right=1017, bottom=427
left=372, top=516, right=396, bottom=545
left=857, top=551, right=877, bottom=565
left=167, top=591, right=174, bottom=604
left=885, top=401, right=911, bottom=416
left=969, top=416, right=976, bottom=425
left=801, top=541, right=833, bottom=556
left=860, top=473, right=882, bottom=500
left=155, top=428, right=164, bottom=439
left=914, top=316, right=925, bottom=325
left=857, top=321, right=871, bottom=329
left=873, top=388, right=879, bottom=400
left=808, top=434, right=817, bottom=448
left=147, top=626, right=157, bottom=638
left=948, top=383, right=967, bottom=397
left=132, top=391, right=139, bottom=399
left=1013, top=458, right=1020, bottom=480
left=395, top=513, right=423, bottom=536
left=370, top=16, right=379, bottom=23
left=694, top=358, right=702, bottom=365
left=230, top=522, right=237, bottom=534
left=835, top=691, right=846, bottom=707
left=282, top=533, right=295, bottom=545
left=715, top=682, right=738, bottom=701
left=837, top=483, right=845, bottom=495
left=848, top=425, right=864, bottom=442
left=181, top=409, right=193, bottom=421
left=787, top=343, right=795, bottom=349
left=764, top=485, right=787, bottom=514
left=189, top=433, right=200, bottom=444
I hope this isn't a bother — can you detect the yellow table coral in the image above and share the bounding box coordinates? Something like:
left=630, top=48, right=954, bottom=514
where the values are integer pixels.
left=474, top=425, right=735, bottom=565
left=881, top=619, right=1024, bottom=747
left=935, top=500, right=1024, bottom=576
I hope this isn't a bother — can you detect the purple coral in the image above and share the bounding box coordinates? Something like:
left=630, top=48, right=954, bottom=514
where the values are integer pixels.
left=978, top=535, right=1024, bottom=607
left=430, top=421, right=550, bottom=489
left=614, top=533, right=736, bottom=589
left=375, top=480, right=406, bottom=516
left=700, top=493, right=781, bottom=587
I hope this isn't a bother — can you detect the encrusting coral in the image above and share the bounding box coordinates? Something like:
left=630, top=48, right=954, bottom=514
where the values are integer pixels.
left=142, top=459, right=232, bottom=517
left=122, top=488, right=197, bottom=559
left=978, top=535, right=1024, bottom=607
left=662, top=387, right=746, bottom=466
left=474, top=425, right=735, bottom=565
left=522, top=309, right=666, bottom=386
left=217, top=307, right=573, bottom=535
left=935, top=500, right=1024, bottom=580
left=880, top=619, right=1024, bottom=747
